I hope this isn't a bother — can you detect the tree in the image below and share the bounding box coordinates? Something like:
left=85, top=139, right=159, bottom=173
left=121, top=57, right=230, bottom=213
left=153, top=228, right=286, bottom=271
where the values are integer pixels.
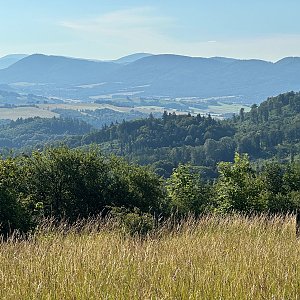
left=21, top=146, right=168, bottom=221
left=239, top=108, right=245, bottom=122
left=250, top=104, right=259, bottom=123
left=215, top=153, right=266, bottom=213
left=23, top=147, right=111, bottom=221
left=166, top=164, right=211, bottom=215
left=0, top=157, right=32, bottom=236
left=107, top=156, right=167, bottom=214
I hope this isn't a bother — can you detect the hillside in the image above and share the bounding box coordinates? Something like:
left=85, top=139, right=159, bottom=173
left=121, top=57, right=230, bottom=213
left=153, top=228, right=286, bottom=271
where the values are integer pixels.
left=0, top=54, right=300, bottom=103
left=0, top=54, right=119, bottom=84
left=78, top=91, right=300, bottom=176
left=0, top=117, right=91, bottom=152
left=0, top=54, right=28, bottom=69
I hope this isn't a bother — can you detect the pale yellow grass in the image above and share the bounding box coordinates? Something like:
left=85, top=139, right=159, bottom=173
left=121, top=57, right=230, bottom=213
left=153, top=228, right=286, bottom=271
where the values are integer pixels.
left=0, top=107, right=59, bottom=120
left=0, top=215, right=299, bottom=299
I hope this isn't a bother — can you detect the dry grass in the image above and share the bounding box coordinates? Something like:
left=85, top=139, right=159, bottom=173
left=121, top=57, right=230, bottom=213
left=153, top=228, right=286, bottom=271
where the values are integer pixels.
left=0, top=215, right=300, bottom=299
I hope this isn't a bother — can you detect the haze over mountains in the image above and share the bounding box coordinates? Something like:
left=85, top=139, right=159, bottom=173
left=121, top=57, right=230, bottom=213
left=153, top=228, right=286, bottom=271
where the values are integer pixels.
left=0, top=54, right=28, bottom=69
left=0, top=53, right=300, bottom=103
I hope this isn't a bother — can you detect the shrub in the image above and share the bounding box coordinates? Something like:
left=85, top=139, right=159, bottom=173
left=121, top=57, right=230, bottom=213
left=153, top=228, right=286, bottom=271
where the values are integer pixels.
left=108, top=206, right=155, bottom=236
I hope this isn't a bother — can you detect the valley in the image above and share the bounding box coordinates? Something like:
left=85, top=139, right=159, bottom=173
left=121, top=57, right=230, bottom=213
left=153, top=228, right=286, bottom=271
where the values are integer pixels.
left=2, top=2, right=300, bottom=299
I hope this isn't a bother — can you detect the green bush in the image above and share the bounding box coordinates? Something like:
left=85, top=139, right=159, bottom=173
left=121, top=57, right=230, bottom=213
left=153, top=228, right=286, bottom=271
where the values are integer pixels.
left=108, top=206, right=155, bottom=236
left=166, top=164, right=212, bottom=215
left=215, top=153, right=267, bottom=213
left=0, top=158, right=33, bottom=236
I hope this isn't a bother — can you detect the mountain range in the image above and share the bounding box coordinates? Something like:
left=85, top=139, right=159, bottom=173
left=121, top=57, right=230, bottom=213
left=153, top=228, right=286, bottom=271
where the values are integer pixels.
left=0, top=53, right=300, bottom=103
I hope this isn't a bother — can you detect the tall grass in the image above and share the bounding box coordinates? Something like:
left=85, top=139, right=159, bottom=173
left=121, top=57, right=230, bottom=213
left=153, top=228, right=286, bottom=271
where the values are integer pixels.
left=0, top=215, right=299, bottom=299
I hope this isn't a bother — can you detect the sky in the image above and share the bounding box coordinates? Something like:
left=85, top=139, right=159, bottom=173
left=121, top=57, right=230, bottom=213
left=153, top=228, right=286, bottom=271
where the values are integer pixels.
left=1, top=0, right=300, bottom=61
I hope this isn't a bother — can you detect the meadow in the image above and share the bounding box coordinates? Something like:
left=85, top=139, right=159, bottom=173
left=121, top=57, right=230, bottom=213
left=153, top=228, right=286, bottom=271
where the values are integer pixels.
left=0, top=215, right=299, bottom=299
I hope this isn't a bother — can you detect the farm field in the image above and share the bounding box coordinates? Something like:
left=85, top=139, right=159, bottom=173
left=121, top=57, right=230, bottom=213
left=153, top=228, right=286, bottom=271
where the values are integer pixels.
left=0, top=100, right=251, bottom=123
left=38, top=102, right=130, bottom=112
left=0, top=106, right=59, bottom=120
left=1, top=215, right=299, bottom=299
left=206, top=102, right=251, bottom=114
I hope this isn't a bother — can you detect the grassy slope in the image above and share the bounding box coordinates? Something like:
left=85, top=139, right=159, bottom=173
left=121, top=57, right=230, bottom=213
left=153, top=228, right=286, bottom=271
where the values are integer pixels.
left=0, top=215, right=299, bottom=299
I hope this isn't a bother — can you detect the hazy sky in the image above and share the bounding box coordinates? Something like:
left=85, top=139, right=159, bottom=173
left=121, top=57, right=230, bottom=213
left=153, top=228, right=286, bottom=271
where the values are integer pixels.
left=1, top=0, right=300, bottom=61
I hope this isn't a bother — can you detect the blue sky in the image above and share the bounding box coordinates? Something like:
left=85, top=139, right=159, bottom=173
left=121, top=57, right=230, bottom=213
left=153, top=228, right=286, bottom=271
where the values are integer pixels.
left=1, top=0, right=300, bottom=61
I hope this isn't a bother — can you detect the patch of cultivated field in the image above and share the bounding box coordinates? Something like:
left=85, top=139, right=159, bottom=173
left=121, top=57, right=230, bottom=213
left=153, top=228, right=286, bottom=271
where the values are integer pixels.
left=135, top=105, right=188, bottom=115
left=0, top=102, right=251, bottom=121
left=38, top=103, right=131, bottom=113
left=0, top=215, right=299, bottom=299
left=190, top=102, right=251, bottom=115
left=0, top=107, right=59, bottom=120
left=206, top=103, right=251, bottom=114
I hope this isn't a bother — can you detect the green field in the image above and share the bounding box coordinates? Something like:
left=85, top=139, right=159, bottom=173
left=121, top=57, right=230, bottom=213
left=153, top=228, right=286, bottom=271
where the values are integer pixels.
left=1, top=215, right=299, bottom=299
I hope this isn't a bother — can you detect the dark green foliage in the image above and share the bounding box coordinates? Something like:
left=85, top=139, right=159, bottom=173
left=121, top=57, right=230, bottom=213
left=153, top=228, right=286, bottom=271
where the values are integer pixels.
left=264, top=163, right=300, bottom=213
left=23, top=147, right=111, bottom=221
left=0, top=158, right=33, bottom=236
left=108, top=206, right=155, bottom=236
left=22, top=147, right=166, bottom=221
left=215, top=154, right=300, bottom=214
left=0, top=116, right=92, bottom=151
left=1, top=146, right=300, bottom=236
left=0, top=146, right=167, bottom=235
left=107, top=157, right=167, bottom=214
left=82, top=112, right=234, bottom=155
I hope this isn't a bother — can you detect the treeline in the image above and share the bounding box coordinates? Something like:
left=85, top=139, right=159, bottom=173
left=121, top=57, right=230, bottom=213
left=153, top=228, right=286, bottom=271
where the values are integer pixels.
left=1, top=146, right=300, bottom=237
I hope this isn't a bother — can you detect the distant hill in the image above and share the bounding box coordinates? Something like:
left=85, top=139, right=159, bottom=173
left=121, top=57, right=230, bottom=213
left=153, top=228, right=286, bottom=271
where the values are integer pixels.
left=0, top=89, right=60, bottom=105
left=113, top=53, right=153, bottom=64
left=0, top=53, right=300, bottom=102
left=0, top=54, right=119, bottom=84
left=0, top=54, right=28, bottom=69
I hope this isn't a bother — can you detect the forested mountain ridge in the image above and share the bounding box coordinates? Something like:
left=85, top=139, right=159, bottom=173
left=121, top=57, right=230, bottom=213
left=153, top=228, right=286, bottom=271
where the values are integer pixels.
left=0, top=54, right=119, bottom=84
left=78, top=91, right=300, bottom=176
left=82, top=112, right=235, bottom=150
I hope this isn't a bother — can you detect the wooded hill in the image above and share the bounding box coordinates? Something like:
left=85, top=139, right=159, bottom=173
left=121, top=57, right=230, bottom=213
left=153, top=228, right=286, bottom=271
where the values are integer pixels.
left=79, top=91, right=300, bottom=177
left=0, top=117, right=91, bottom=154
